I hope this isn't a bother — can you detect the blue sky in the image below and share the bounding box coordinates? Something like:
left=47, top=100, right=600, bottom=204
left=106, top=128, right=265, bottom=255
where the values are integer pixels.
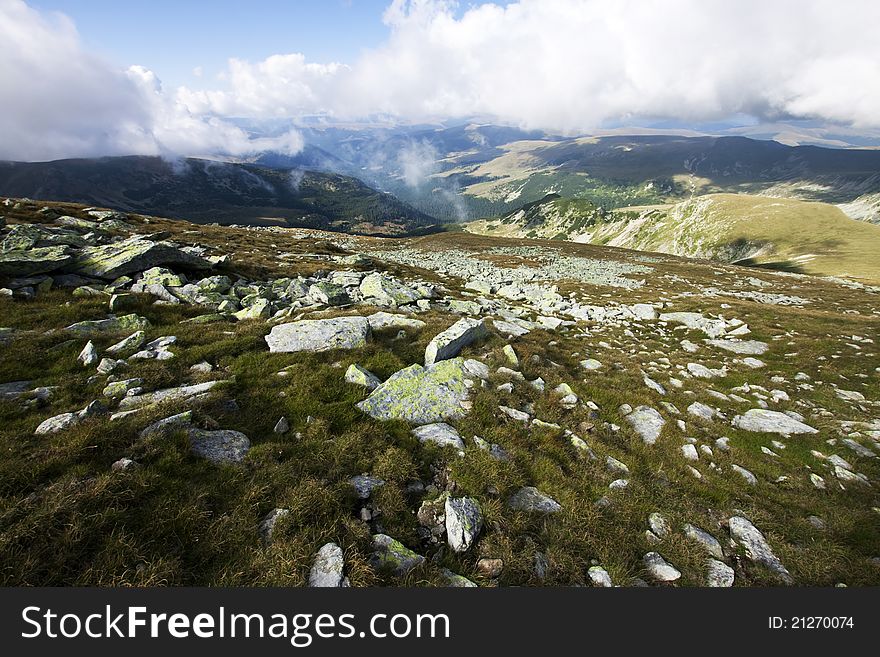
left=28, top=0, right=395, bottom=88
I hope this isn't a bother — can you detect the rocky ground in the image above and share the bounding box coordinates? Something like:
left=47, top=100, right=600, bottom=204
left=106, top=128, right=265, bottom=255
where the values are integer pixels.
left=1, top=197, right=878, bottom=586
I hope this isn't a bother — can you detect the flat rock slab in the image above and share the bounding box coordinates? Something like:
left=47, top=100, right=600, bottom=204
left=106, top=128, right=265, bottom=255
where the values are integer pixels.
left=357, top=357, right=473, bottom=425
left=626, top=406, right=666, bottom=444
left=188, top=428, right=250, bottom=464
left=706, top=339, right=769, bottom=355
left=0, top=246, right=73, bottom=277
left=118, top=380, right=229, bottom=411
left=424, top=317, right=487, bottom=366
left=732, top=409, right=817, bottom=435
left=73, top=237, right=212, bottom=279
left=65, top=314, right=151, bottom=335
left=265, top=317, right=370, bottom=353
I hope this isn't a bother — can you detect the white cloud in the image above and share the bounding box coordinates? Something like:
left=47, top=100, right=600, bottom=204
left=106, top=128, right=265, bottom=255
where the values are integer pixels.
left=398, top=140, right=439, bottom=187
left=2, top=0, right=880, bottom=161
left=180, top=0, right=880, bottom=133
left=0, top=0, right=303, bottom=160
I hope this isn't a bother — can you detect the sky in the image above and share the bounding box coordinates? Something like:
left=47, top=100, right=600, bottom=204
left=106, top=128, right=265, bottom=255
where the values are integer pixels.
left=2, top=0, right=880, bottom=161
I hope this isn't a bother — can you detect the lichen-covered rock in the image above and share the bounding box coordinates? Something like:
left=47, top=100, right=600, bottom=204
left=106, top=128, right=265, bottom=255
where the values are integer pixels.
left=445, top=496, right=483, bottom=552
left=105, top=330, right=146, bottom=355
left=188, top=428, right=250, bottom=464
left=357, top=358, right=473, bottom=424
left=369, top=534, right=425, bottom=576
left=732, top=409, right=817, bottom=435
left=265, top=317, right=370, bottom=353
left=345, top=363, right=381, bottom=390
left=424, top=317, right=488, bottom=366
left=308, top=281, right=350, bottom=306
left=233, top=298, right=271, bottom=321
left=359, top=273, right=420, bottom=306
left=309, top=543, right=347, bottom=587
left=73, top=237, right=212, bottom=279
left=77, top=340, right=98, bottom=367
left=102, top=378, right=143, bottom=398
left=412, top=423, right=465, bottom=450
left=626, top=406, right=666, bottom=444
left=140, top=267, right=185, bottom=287
left=507, top=486, right=561, bottom=513
left=64, top=314, right=151, bottom=335
left=0, top=245, right=74, bottom=277
left=366, top=311, right=426, bottom=331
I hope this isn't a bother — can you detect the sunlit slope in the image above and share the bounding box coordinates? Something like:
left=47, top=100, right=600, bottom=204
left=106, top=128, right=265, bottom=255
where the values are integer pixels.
left=467, top=193, right=880, bottom=282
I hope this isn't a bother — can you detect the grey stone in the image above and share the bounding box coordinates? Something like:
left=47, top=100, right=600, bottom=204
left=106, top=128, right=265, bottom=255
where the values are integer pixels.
left=309, top=542, right=347, bottom=587
left=412, top=423, right=465, bottom=450
left=732, top=409, right=818, bottom=435
left=445, top=496, right=483, bottom=552
left=626, top=406, right=666, bottom=445
left=424, top=318, right=488, bottom=366
left=265, top=317, right=370, bottom=353
left=508, top=486, right=561, bottom=513
left=188, top=428, right=250, bottom=464
left=369, top=534, right=425, bottom=575
left=728, top=516, right=793, bottom=583
left=643, top=552, right=681, bottom=582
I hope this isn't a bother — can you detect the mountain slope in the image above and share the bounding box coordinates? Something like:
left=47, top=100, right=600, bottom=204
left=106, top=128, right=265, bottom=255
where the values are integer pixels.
left=442, top=135, right=880, bottom=216
left=465, top=193, right=880, bottom=283
left=0, top=156, right=435, bottom=235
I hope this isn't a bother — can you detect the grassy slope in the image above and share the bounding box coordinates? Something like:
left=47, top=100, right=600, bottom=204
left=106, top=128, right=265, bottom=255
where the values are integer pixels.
left=467, top=193, right=880, bottom=283
left=0, top=204, right=878, bottom=586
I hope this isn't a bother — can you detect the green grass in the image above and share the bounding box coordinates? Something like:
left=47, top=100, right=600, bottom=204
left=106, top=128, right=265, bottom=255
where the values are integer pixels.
left=1, top=205, right=879, bottom=587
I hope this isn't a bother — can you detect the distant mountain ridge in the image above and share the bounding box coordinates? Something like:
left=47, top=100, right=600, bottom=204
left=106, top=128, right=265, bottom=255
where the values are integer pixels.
left=0, top=156, right=436, bottom=235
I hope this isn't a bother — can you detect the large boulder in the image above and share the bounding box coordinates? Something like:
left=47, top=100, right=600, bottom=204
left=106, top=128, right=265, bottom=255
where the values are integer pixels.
left=265, top=317, right=370, bottom=353
left=424, top=317, right=488, bottom=366
left=64, top=314, right=151, bottom=335
left=732, top=409, right=818, bottom=435
left=0, top=246, right=73, bottom=277
left=72, top=237, right=212, bottom=279
left=356, top=357, right=474, bottom=424
left=359, top=273, right=420, bottom=306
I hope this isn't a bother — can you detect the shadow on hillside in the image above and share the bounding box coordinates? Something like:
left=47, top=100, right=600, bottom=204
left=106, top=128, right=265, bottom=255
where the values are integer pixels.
left=734, top=257, right=808, bottom=275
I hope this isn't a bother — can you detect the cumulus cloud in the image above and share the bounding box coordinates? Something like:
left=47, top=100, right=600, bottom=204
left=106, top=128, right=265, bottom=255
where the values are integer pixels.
left=3, top=0, right=880, bottom=161
left=180, top=0, right=880, bottom=132
left=0, top=0, right=304, bottom=160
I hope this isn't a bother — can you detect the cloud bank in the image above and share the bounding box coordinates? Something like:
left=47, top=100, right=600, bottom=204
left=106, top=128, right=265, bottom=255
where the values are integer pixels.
left=2, top=0, right=880, bottom=160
